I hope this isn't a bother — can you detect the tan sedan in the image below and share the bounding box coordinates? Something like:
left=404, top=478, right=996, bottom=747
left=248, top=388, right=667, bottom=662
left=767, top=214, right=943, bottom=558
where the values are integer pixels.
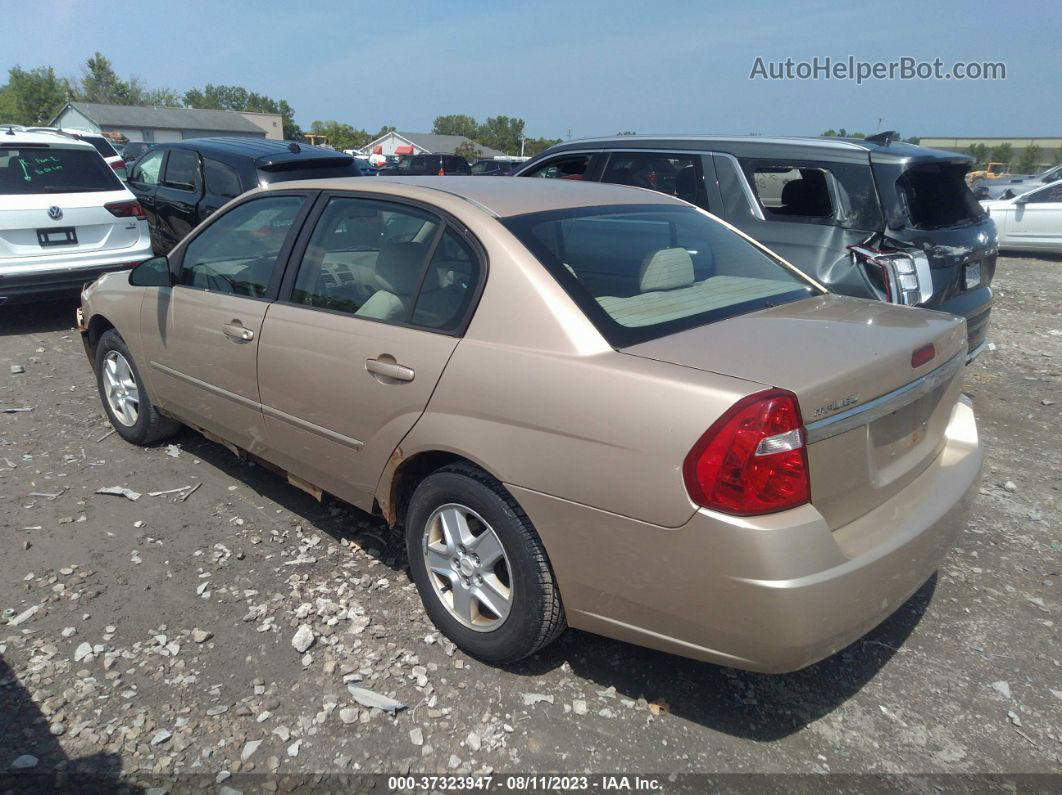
left=78, top=177, right=982, bottom=672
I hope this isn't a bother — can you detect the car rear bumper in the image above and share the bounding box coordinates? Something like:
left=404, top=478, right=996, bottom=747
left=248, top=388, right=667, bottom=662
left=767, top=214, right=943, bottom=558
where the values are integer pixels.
left=0, top=246, right=150, bottom=304
left=511, top=396, right=981, bottom=673
left=935, top=286, right=992, bottom=358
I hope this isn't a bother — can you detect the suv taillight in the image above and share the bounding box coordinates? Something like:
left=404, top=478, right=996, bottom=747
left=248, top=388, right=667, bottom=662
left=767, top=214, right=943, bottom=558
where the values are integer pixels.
left=848, top=244, right=932, bottom=306
left=105, top=200, right=146, bottom=219
left=683, top=389, right=810, bottom=516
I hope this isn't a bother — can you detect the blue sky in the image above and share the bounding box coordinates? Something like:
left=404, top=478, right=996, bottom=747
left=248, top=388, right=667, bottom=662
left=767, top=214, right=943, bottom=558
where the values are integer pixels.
left=5, top=0, right=1059, bottom=140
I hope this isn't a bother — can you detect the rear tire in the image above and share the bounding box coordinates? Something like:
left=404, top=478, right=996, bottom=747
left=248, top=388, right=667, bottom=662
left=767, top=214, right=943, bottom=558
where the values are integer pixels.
left=405, top=464, right=566, bottom=663
left=94, top=329, right=180, bottom=445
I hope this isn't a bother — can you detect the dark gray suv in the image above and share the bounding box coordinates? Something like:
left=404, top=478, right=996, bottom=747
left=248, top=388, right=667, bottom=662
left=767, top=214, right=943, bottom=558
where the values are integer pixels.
left=515, top=134, right=996, bottom=359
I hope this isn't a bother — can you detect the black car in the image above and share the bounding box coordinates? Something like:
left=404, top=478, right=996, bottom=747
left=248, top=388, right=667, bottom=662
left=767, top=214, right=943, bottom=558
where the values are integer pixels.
left=121, top=141, right=155, bottom=164
left=470, top=159, right=522, bottom=176
left=515, top=133, right=996, bottom=359
left=386, top=154, right=472, bottom=176
left=126, top=137, right=360, bottom=254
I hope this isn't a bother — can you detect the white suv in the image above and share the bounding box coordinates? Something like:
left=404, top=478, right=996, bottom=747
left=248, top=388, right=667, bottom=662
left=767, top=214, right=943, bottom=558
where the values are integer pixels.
left=0, top=128, right=152, bottom=304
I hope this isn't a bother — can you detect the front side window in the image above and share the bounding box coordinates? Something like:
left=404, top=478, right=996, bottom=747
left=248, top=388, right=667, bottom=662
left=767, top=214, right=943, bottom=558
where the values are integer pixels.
left=162, top=149, right=199, bottom=191
left=291, top=197, right=441, bottom=322
left=129, top=149, right=163, bottom=185
left=504, top=204, right=818, bottom=346
left=601, top=152, right=708, bottom=209
left=524, top=155, right=591, bottom=180
left=743, top=160, right=883, bottom=231
left=179, top=196, right=304, bottom=297
left=1025, top=182, right=1062, bottom=203
left=0, top=147, right=123, bottom=194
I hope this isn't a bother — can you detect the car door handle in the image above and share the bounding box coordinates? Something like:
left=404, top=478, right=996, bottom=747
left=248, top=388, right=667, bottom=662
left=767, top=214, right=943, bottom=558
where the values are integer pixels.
left=366, top=358, right=414, bottom=382
left=222, top=322, right=254, bottom=341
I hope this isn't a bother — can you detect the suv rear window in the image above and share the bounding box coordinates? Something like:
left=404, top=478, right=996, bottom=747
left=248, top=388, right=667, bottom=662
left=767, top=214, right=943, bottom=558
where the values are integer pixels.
left=0, top=146, right=123, bottom=194
left=896, top=163, right=984, bottom=229
left=504, top=204, right=818, bottom=346
left=261, top=160, right=361, bottom=184
left=742, top=160, right=883, bottom=231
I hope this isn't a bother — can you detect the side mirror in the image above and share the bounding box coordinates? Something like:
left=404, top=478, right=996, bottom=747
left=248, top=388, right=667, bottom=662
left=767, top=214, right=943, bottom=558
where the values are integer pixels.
left=129, top=256, right=173, bottom=287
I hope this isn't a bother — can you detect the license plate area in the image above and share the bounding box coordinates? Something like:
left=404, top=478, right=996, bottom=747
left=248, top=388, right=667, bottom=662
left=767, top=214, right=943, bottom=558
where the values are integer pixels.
left=37, top=227, right=78, bottom=247
left=965, top=261, right=981, bottom=288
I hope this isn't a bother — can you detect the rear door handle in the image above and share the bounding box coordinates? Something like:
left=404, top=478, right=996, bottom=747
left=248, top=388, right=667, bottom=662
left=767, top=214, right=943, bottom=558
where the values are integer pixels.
left=366, top=358, right=414, bottom=382
left=223, top=322, right=254, bottom=341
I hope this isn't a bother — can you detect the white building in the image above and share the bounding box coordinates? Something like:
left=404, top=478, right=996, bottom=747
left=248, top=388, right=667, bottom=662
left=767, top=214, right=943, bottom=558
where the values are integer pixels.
left=49, top=102, right=281, bottom=143
left=358, top=130, right=507, bottom=158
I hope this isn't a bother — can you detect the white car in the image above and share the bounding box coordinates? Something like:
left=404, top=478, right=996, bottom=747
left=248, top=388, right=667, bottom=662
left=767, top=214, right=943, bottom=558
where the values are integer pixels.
left=0, top=129, right=152, bottom=305
left=980, top=180, right=1062, bottom=254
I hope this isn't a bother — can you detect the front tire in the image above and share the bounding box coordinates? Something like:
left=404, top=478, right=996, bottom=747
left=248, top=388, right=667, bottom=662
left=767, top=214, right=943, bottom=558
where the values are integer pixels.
left=406, top=464, right=566, bottom=663
left=94, top=329, right=180, bottom=445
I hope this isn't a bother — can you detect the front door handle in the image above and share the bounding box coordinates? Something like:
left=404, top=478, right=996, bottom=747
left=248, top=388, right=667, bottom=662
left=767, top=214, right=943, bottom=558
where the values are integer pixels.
left=223, top=322, right=254, bottom=341
left=366, top=357, right=414, bottom=382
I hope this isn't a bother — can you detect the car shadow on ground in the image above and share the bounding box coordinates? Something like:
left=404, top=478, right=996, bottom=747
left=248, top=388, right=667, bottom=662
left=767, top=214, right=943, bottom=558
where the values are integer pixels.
left=0, top=298, right=80, bottom=337
left=182, top=432, right=933, bottom=743
left=0, top=654, right=132, bottom=789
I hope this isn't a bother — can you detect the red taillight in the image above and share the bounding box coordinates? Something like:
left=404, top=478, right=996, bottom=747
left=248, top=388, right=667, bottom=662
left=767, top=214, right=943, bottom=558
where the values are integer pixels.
left=683, top=389, right=810, bottom=516
left=911, top=343, right=936, bottom=368
left=110, top=159, right=125, bottom=170
left=104, top=200, right=146, bottom=219
left=437, top=167, right=446, bottom=176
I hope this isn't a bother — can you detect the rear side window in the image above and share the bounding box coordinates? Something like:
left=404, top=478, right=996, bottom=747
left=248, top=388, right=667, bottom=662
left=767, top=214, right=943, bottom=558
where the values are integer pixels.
left=601, top=152, right=709, bottom=210
left=743, top=160, right=883, bottom=231
left=0, top=147, right=123, bottom=194
left=411, top=229, right=479, bottom=331
left=504, top=204, right=818, bottom=346
left=162, top=149, right=199, bottom=191
left=83, top=137, right=118, bottom=158
left=203, top=158, right=242, bottom=198
left=179, top=196, right=304, bottom=297
left=896, top=163, right=985, bottom=229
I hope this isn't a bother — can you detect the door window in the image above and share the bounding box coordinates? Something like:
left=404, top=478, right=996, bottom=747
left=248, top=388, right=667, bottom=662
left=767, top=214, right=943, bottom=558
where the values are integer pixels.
left=291, top=196, right=465, bottom=326
left=203, top=158, right=242, bottom=198
left=179, top=196, right=305, bottom=297
left=129, top=149, right=164, bottom=185
left=162, top=149, right=200, bottom=192
left=411, top=228, right=480, bottom=331
left=523, top=155, right=591, bottom=180
left=1025, top=183, right=1062, bottom=203
left=601, top=152, right=709, bottom=209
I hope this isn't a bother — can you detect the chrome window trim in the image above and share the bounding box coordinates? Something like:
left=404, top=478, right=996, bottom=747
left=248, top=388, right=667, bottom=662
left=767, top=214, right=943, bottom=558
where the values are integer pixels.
left=804, top=351, right=964, bottom=444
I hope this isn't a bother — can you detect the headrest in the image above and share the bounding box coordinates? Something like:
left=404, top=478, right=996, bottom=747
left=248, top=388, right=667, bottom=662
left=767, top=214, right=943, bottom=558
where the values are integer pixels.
left=374, top=242, right=426, bottom=296
left=639, top=247, right=695, bottom=292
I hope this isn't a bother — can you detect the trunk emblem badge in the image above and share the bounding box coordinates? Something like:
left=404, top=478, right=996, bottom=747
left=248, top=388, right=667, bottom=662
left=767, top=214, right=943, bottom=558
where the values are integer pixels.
left=47, top=206, right=63, bottom=220
left=813, top=395, right=859, bottom=418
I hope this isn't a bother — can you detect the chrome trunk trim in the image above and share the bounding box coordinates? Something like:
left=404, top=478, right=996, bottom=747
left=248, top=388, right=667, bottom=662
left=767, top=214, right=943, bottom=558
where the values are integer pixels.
left=805, top=351, right=964, bottom=444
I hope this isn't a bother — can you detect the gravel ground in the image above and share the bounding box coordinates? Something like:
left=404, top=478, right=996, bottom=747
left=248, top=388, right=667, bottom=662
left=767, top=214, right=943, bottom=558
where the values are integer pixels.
left=0, top=254, right=1059, bottom=784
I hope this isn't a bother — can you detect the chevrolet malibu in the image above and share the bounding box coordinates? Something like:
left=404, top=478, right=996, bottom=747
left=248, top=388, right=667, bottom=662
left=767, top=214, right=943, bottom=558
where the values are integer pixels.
left=78, top=177, right=982, bottom=672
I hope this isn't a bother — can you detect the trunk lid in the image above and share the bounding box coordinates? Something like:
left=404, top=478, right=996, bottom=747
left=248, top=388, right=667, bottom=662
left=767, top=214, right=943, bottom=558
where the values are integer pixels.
left=623, top=293, right=968, bottom=529
left=0, top=189, right=141, bottom=261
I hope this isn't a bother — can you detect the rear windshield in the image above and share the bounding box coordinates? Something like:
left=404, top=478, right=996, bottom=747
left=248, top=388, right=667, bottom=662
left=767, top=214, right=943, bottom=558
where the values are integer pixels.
left=260, top=161, right=361, bottom=184
left=0, top=146, right=123, bottom=194
left=83, top=136, right=118, bottom=158
left=503, top=204, right=819, bottom=346
left=896, top=162, right=984, bottom=229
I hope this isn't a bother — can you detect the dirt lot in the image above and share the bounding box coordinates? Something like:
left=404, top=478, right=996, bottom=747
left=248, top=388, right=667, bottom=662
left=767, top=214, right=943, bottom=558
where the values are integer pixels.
left=1, top=254, right=1059, bottom=784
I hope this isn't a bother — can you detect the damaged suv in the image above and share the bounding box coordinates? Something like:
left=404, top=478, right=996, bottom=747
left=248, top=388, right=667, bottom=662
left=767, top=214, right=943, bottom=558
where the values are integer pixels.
left=515, top=133, right=996, bottom=359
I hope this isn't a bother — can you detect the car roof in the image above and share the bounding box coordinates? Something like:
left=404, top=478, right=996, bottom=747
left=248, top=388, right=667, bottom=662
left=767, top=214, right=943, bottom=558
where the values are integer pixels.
left=530, top=134, right=973, bottom=165
left=161, top=137, right=353, bottom=165
left=264, top=175, right=680, bottom=218
left=0, top=129, right=97, bottom=150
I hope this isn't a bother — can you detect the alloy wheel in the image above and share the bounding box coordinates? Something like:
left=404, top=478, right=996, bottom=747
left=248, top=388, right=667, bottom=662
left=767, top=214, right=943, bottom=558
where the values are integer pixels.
left=102, top=350, right=140, bottom=427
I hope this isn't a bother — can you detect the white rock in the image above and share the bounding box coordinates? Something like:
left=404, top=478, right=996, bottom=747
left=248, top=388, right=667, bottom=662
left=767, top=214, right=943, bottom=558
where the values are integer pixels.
left=150, top=729, right=172, bottom=746
left=192, top=629, right=213, bottom=643
left=73, top=642, right=93, bottom=662
left=991, top=681, right=1012, bottom=699
left=61, top=627, right=77, bottom=638
left=291, top=624, right=315, bottom=653
left=521, top=692, right=554, bottom=706
left=409, top=727, right=424, bottom=746
left=272, top=726, right=291, bottom=742
left=9, top=605, right=40, bottom=626
left=241, top=739, right=262, bottom=761
left=1003, top=480, right=1018, bottom=493
left=339, top=708, right=358, bottom=725
left=466, top=731, right=481, bottom=751
left=572, top=699, right=588, bottom=715
left=448, top=754, right=462, bottom=770
left=11, top=754, right=38, bottom=769
left=287, top=740, right=302, bottom=757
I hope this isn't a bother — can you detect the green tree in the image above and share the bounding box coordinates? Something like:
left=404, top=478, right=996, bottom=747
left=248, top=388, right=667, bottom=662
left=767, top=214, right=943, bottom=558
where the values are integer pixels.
left=307, top=120, right=371, bottom=151
left=454, top=140, right=481, bottom=161
left=433, top=114, right=478, bottom=138
left=184, top=84, right=300, bottom=139
left=80, top=52, right=136, bottom=104
left=146, top=87, right=183, bottom=107
left=373, top=125, right=396, bottom=140
left=850, top=131, right=866, bottom=139
left=1, top=65, right=71, bottom=124
left=616, top=130, right=637, bottom=135
left=967, top=143, right=989, bottom=167
left=820, top=129, right=838, bottom=137
left=476, top=115, right=525, bottom=155
left=1014, top=144, right=1041, bottom=174
left=905, top=135, right=920, bottom=145
left=988, top=143, right=1013, bottom=166
left=522, top=136, right=561, bottom=157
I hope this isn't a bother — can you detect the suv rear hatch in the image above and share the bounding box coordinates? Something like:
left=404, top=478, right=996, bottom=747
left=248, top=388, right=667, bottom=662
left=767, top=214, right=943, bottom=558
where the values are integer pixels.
left=255, top=146, right=360, bottom=184
left=0, top=144, right=141, bottom=264
left=623, top=294, right=968, bottom=530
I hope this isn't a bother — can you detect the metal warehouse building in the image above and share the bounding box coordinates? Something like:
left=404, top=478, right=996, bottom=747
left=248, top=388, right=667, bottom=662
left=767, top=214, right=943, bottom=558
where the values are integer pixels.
left=48, top=102, right=283, bottom=143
